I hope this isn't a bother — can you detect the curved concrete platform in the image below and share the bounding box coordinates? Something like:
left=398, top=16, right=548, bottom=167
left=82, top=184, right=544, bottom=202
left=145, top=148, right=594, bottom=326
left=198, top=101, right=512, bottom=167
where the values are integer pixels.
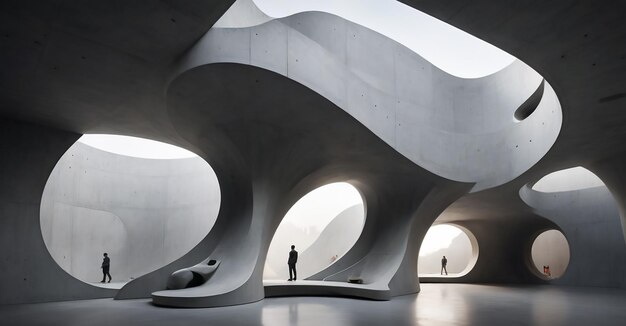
left=3, top=0, right=626, bottom=314
left=263, top=280, right=389, bottom=301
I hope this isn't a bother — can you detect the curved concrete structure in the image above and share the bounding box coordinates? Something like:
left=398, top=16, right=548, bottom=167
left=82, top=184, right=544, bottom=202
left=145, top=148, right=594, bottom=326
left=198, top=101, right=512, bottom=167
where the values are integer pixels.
left=166, top=259, right=220, bottom=290
left=2, top=0, right=626, bottom=318
left=41, top=142, right=220, bottom=286
left=177, top=10, right=562, bottom=192
left=418, top=224, right=476, bottom=277
left=298, top=204, right=364, bottom=280
left=520, top=180, right=626, bottom=287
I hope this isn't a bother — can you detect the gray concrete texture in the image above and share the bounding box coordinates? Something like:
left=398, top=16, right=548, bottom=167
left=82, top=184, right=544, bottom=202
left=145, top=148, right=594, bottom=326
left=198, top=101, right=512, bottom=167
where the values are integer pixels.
left=178, top=6, right=562, bottom=192
left=0, top=0, right=624, bottom=309
left=40, top=142, right=220, bottom=284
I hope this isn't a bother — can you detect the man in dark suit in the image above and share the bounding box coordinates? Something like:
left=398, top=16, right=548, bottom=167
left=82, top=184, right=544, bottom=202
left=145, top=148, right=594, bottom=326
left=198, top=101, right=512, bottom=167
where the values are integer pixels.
left=101, top=253, right=112, bottom=283
left=288, top=245, right=298, bottom=281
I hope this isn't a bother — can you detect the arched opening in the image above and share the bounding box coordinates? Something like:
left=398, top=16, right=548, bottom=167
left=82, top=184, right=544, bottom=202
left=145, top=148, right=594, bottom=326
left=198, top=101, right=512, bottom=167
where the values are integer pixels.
left=531, top=229, right=570, bottom=280
left=40, top=135, right=221, bottom=289
left=264, top=182, right=364, bottom=281
left=418, top=224, right=478, bottom=277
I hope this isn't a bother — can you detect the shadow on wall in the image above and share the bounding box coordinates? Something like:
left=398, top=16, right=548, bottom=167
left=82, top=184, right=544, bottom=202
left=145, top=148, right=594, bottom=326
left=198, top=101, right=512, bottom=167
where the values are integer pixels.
left=40, top=141, right=221, bottom=286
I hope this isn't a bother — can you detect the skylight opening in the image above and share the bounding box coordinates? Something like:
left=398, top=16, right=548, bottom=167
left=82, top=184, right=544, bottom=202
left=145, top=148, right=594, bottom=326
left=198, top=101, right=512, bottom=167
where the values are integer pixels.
left=251, top=0, right=515, bottom=78
left=78, top=134, right=197, bottom=160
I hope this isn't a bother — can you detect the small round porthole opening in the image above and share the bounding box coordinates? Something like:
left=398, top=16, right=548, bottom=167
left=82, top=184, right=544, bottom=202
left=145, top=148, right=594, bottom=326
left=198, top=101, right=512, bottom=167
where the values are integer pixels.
left=530, top=229, right=570, bottom=280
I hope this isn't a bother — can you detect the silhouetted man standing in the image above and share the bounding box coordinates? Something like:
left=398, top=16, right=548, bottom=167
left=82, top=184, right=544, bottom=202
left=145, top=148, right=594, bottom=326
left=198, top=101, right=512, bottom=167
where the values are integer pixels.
left=288, top=245, right=298, bottom=281
left=441, top=255, right=448, bottom=275
left=101, top=253, right=112, bottom=283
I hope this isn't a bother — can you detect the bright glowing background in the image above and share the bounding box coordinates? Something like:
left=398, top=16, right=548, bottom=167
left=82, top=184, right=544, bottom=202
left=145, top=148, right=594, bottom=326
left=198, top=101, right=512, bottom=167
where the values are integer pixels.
left=79, top=135, right=197, bottom=159
left=419, top=224, right=462, bottom=256
left=252, top=0, right=515, bottom=78
left=283, top=182, right=362, bottom=232
left=532, top=166, right=605, bottom=193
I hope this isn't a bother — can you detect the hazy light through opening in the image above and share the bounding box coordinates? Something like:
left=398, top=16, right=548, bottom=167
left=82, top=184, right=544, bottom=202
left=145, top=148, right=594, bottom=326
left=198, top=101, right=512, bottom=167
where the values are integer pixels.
left=252, top=0, right=515, bottom=78
left=264, top=182, right=364, bottom=280
left=419, top=224, right=463, bottom=256
left=79, top=135, right=197, bottom=160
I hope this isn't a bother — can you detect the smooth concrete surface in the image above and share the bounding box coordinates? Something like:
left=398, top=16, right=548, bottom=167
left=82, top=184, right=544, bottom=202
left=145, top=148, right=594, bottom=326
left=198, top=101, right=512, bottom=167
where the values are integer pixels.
left=263, top=280, right=389, bottom=301
left=89, top=282, right=127, bottom=290
left=520, top=183, right=626, bottom=287
left=41, top=142, right=220, bottom=285
left=4, top=284, right=626, bottom=325
left=0, top=119, right=117, bottom=304
left=298, top=205, right=364, bottom=280
left=131, top=63, right=471, bottom=307
left=1, top=0, right=626, bottom=311
left=180, top=9, right=562, bottom=191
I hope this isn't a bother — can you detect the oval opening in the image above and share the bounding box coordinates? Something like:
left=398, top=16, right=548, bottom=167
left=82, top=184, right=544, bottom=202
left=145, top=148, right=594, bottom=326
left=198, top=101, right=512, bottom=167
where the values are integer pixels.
left=264, top=182, right=364, bottom=281
left=418, top=224, right=478, bottom=278
left=531, top=229, right=570, bottom=280
left=514, top=79, right=545, bottom=121
left=40, top=135, right=221, bottom=289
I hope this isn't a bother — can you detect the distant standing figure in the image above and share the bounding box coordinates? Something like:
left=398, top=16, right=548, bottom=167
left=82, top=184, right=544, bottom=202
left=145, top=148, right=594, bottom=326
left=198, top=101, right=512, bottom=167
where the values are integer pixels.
left=288, top=245, right=298, bottom=281
left=441, top=255, right=448, bottom=275
left=101, top=253, right=111, bottom=283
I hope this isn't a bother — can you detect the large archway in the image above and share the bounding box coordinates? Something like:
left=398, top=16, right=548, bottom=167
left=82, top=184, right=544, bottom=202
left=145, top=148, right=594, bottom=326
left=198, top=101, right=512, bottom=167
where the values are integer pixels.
left=418, top=224, right=478, bottom=277
left=264, top=182, right=364, bottom=281
left=40, top=135, right=221, bottom=288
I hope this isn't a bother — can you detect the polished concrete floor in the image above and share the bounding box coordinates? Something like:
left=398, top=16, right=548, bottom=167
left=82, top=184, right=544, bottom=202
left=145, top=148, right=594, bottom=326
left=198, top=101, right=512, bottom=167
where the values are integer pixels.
left=2, top=284, right=626, bottom=325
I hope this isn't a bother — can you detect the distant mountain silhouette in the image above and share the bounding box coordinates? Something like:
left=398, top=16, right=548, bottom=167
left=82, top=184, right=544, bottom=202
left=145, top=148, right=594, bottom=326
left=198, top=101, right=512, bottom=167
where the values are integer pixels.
left=298, top=204, right=364, bottom=279
left=263, top=204, right=364, bottom=280
left=418, top=231, right=472, bottom=275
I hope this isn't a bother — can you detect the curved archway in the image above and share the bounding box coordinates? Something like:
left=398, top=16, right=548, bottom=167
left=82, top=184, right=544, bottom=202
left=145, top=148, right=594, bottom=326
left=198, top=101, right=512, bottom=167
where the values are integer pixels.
left=40, top=135, right=221, bottom=289
left=263, top=182, right=364, bottom=281
left=530, top=229, right=570, bottom=280
left=418, top=224, right=478, bottom=277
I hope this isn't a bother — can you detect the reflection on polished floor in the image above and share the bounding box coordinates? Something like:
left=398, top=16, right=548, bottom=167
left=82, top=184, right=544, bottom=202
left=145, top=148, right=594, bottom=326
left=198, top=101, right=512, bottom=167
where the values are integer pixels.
left=2, top=284, right=626, bottom=325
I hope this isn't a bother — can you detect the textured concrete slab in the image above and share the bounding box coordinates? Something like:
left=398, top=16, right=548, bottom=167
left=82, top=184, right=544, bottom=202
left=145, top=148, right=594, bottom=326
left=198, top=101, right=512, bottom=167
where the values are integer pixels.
left=3, top=284, right=626, bottom=325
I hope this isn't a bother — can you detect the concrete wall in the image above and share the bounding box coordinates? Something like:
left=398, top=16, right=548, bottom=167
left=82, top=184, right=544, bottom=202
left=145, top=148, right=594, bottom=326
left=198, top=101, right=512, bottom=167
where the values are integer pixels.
left=177, top=10, right=562, bottom=191
left=298, top=204, right=364, bottom=280
left=520, top=182, right=626, bottom=287
left=40, top=142, right=220, bottom=284
left=0, top=119, right=118, bottom=304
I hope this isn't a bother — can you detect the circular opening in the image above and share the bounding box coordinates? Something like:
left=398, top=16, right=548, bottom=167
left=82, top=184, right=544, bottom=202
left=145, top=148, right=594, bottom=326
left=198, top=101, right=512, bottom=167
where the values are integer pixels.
left=40, top=135, right=221, bottom=289
left=531, top=229, right=570, bottom=279
left=418, top=224, right=478, bottom=277
left=264, top=182, right=364, bottom=281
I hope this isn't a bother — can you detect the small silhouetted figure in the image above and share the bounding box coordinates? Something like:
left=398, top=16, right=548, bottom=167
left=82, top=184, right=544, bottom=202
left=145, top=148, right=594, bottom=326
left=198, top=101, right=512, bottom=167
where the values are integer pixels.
left=441, top=255, right=448, bottom=275
left=544, top=265, right=551, bottom=277
left=288, top=245, right=298, bottom=281
left=101, top=253, right=111, bottom=283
